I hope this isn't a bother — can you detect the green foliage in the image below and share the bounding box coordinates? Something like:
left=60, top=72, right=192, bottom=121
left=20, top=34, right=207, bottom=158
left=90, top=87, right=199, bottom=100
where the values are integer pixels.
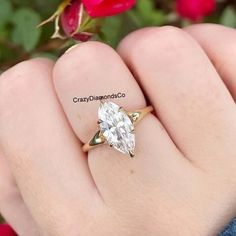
left=100, top=0, right=167, bottom=47
left=0, top=0, right=235, bottom=71
left=220, top=6, right=236, bottom=27
left=11, top=8, right=41, bottom=52
left=128, top=0, right=167, bottom=27
left=0, top=0, right=13, bottom=27
left=0, top=0, right=65, bottom=70
left=100, top=16, right=124, bottom=47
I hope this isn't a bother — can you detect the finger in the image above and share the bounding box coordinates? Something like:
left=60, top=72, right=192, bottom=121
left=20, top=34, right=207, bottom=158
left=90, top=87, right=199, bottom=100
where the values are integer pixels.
left=117, top=26, right=236, bottom=170
left=0, top=149, right=40, bottom=236
left=185, top=24, right=236, bottom=101
left=53, top=42, right=192, bottom=203
left=0, top=58, right=102, bottom=235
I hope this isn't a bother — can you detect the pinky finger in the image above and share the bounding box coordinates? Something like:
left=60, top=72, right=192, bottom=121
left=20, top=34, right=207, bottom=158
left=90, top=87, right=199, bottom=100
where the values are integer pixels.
left=0, top=149, right=40, bottom=236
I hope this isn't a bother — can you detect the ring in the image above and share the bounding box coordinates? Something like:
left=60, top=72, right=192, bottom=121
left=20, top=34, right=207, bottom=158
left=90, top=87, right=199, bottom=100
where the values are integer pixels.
left=82, top=101, right=153, bottom=158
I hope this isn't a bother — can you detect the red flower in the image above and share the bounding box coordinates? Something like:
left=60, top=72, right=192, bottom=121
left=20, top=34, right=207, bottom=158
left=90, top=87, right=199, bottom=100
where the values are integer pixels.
left=60, top=0, right=92, bottom=41
left=39, top=0, right=136, bottom=41
left=176, top=0, right=216, bottom=21
left=0, top=224, right=17, bottom=236
left=83, top=0, right=136, bottom=17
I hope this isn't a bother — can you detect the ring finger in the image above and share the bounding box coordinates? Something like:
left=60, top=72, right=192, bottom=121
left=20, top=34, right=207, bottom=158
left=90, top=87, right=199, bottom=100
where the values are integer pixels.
left=53, top=41, right=192, bottom=204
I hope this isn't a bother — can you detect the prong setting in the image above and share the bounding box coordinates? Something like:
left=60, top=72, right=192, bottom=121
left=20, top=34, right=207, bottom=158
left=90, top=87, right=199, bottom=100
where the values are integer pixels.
left=97, top=119, right=103, bottom=124
left=129, top=150, right=135, bottom=158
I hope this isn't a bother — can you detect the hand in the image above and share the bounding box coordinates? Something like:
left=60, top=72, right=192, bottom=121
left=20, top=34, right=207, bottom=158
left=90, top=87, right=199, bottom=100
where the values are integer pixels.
left=0, top=24, right=236, bottom=236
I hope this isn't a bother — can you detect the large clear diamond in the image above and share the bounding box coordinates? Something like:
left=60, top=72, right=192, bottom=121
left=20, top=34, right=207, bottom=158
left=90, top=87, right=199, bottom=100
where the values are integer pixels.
left=98, top=101, right=135, bottom=155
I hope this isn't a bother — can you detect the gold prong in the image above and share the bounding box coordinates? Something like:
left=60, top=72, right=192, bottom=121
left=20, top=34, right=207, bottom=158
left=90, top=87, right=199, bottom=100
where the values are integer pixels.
left=87, top=131, right=106, bottom=147
left=127, top=112, right=139, bottom=123
left=97, top=119, right=103, bottom=124
left=129, top=150, right=135, bottom=158
left=119, top=106, right=124, bottom=112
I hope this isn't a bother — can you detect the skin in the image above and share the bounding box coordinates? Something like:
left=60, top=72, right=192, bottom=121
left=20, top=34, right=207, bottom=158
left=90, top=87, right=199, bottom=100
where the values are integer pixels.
left=0, top=24, right=236, bottom=236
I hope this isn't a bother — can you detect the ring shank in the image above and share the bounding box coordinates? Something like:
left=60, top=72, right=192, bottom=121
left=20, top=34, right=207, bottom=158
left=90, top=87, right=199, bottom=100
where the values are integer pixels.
left=82, top=130, right=105, bottom=152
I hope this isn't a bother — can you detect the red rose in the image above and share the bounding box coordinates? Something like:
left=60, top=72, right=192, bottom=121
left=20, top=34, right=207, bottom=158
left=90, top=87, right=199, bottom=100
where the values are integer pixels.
left=60, top=0, right=92, bottom=41
left=0, top=224, right=17, bottom=236
left=60, top=0, right=136, bottom=40
left=83, top=0, right=136, bottom=17
left=176, top=0, right=216, bottom=21
left=39, top=0, right=136, bottom=41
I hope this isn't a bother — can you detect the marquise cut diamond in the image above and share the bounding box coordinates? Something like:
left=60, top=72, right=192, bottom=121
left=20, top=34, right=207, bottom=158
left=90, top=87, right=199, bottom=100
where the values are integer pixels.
left=98, top=101, right=135, bottom=155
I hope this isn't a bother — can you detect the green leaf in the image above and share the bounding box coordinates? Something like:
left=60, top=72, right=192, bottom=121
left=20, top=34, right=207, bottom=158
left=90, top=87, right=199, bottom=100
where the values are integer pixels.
left=148, top=10, right=166, bottom=25
left=0, top=0, right=13, bottom=27
left=11, top=0, right=61, bottom=17
left=220, top=6, right=236, bottom=28
left=137, top=0, right=154, bottom=20
left=100, top=16, right=123, bottom=47
left=11, top=8, right=42, bottom=52
left=0, top=24, right=9, bottom=41
left=126, top=10, right=142, bottom=27
left=129, top=0, right=166, bottom=27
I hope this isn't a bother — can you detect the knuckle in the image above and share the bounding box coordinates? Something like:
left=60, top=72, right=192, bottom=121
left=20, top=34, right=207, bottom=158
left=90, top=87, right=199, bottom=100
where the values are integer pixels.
left=184, top=23, right=208, bottom=32
left=0, top=59, right=50, bottom=100
left=0, top=59, right=53, bottom=161
left=0, top=59, right=52, bottom=114
left=54, top=41, right=115, bottom=78
left=67, top=41, right=114, bottom=59
left=76, top=41, right=115, bottom=57
left=122, top=26, right=196, bottom=61
left=53, top=41, right=118, bottom=87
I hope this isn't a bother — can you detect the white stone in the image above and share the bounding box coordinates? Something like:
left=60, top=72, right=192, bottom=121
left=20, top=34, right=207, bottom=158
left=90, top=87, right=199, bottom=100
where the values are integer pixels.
left=98, top=101, right=135, bottom=155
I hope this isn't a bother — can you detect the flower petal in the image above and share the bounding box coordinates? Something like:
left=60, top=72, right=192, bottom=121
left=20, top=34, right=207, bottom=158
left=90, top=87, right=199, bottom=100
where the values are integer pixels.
left=61, top=0, right=82, bottom=35
left=83, top=0, right=136, bottom=17
left=176, top=0, right=216, bottom=21
left=0, top=224, right=17, bottom=236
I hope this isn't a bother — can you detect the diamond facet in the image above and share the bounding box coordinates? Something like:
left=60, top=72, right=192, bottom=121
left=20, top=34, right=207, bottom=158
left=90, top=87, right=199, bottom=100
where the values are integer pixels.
left=98, top=101, right=135, bottom=156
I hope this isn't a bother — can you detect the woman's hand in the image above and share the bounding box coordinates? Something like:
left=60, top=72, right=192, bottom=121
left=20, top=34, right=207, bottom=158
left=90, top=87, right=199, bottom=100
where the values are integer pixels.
left=0, top=24, right=236, bottom=236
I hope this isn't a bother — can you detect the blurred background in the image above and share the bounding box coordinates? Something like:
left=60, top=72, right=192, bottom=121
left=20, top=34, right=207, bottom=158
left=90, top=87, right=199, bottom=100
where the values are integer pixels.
left=0, top=0, right=236, bottom=73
